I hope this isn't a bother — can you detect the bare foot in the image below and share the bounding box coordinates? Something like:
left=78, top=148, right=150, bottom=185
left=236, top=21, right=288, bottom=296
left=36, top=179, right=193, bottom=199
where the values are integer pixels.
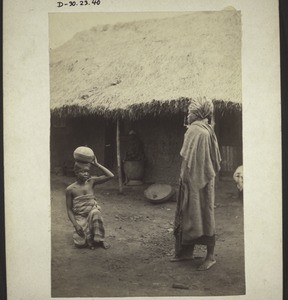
left=170, top=255, right=194, bottom=262
left=100, top=241, right=110, bottom=249
left=197, top=259, right=216, bottom=271
left=88, top=242, right=95, bottom=250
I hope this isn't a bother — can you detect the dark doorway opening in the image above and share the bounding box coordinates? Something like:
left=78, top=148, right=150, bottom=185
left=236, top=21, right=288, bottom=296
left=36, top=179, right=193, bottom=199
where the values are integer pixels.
left=215, top=109, right=243, bottom=177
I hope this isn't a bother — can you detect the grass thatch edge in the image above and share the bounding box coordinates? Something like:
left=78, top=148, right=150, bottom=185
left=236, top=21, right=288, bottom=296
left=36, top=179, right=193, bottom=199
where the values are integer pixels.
left=51, top=98, right=242, bottom=120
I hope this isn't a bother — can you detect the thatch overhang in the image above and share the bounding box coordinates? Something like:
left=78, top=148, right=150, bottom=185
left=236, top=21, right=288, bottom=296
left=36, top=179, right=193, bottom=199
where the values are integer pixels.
left=50, top=11, right=242, bottom=120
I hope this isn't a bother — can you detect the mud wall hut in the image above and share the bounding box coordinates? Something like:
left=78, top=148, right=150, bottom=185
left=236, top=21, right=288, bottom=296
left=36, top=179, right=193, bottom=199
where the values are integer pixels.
left=50, top=11, right=242, bottom=184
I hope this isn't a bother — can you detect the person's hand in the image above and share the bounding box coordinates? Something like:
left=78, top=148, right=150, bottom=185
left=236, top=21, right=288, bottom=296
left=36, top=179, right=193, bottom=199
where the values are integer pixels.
left=74, top=224, right=85, bottom=237
left=92, top=156, right=99, bottom=166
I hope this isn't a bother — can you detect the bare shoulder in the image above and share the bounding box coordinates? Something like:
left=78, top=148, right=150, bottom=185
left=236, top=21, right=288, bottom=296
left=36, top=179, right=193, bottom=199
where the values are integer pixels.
left=66, top=182, right=77, bottom=193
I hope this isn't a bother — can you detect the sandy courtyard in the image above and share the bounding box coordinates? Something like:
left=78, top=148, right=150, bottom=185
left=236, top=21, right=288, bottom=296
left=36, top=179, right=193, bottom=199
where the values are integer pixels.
left=51, top=175, right=245, bottom=297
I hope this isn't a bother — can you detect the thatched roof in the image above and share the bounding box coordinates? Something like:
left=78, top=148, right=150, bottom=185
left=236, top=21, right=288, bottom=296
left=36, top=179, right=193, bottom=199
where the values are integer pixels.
left=50, top=11, right=242, bottom=119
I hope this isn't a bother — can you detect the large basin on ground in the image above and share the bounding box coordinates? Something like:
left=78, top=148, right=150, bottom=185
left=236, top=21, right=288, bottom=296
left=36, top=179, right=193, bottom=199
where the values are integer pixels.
left=144, top=183, right=174, bottom=204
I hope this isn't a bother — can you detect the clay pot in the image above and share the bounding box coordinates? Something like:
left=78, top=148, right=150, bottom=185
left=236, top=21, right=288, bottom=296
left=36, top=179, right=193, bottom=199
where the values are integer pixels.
left=123, top=160, right=144, bottom=185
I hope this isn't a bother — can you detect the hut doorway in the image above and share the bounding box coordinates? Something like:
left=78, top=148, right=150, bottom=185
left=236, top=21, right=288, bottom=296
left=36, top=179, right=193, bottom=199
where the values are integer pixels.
left=215, top=109, right=242, bottom=178
left=104, top=121, right=117, bottom=171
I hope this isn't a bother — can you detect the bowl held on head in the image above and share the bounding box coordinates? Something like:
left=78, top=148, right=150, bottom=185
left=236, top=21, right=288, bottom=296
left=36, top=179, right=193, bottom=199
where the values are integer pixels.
left=73, top=146, right=95, bottom=163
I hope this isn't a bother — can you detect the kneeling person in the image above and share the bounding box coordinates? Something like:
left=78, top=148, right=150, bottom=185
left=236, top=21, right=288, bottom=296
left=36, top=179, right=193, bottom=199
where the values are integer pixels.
left=66, top=158, right=114, bottom=250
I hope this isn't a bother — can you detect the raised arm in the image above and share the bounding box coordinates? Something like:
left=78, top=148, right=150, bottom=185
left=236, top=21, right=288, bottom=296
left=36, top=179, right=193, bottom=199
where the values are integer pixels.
left=88, top=157, right=114, bottom=186
left=66, top=187, right=84, bottom=237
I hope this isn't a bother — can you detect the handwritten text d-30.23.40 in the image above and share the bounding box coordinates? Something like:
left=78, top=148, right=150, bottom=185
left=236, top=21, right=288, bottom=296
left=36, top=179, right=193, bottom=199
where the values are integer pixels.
left=57, top=0, right=101, bottom=7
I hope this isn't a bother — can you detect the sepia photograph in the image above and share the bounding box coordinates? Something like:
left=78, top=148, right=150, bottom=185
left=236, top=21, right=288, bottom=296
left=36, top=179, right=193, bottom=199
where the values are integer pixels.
left=49, top=10, right=244, bottom=297
left=4, top=0, right=282, bottom=299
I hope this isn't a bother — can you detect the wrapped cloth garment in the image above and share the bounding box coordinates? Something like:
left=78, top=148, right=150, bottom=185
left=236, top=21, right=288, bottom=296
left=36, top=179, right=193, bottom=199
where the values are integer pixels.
left=72, top=194, right=105, bottom=246
left=174, top=119, right=221, bottom=256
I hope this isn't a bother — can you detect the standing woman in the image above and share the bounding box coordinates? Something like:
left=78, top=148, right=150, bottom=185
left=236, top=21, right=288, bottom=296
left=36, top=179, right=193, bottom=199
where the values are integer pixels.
left=171, top=97, right=221, bottom=271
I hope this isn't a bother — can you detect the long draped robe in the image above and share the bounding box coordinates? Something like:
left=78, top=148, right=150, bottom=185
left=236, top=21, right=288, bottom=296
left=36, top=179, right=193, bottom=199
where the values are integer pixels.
left=174, top=119, right=221, bottom=253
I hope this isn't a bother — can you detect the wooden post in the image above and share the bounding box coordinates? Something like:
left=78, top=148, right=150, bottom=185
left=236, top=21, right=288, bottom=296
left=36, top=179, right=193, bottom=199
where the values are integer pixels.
left=116, top=118, right=123, bottom=194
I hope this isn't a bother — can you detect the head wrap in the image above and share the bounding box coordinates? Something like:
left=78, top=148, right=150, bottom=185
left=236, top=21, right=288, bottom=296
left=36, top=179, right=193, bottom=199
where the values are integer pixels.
left=74, top=161, right=91, bottom=173
left=187, top=97, right=214, bottom=122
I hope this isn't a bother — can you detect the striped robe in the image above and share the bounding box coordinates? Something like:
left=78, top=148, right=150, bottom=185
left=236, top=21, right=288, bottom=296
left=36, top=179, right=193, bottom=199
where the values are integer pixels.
left=72, top=194, right=105, bottom=246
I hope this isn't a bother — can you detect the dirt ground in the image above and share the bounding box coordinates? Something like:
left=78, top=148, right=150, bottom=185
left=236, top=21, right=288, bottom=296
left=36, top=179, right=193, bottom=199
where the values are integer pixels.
left=51, top=174, right=245, bottom=297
